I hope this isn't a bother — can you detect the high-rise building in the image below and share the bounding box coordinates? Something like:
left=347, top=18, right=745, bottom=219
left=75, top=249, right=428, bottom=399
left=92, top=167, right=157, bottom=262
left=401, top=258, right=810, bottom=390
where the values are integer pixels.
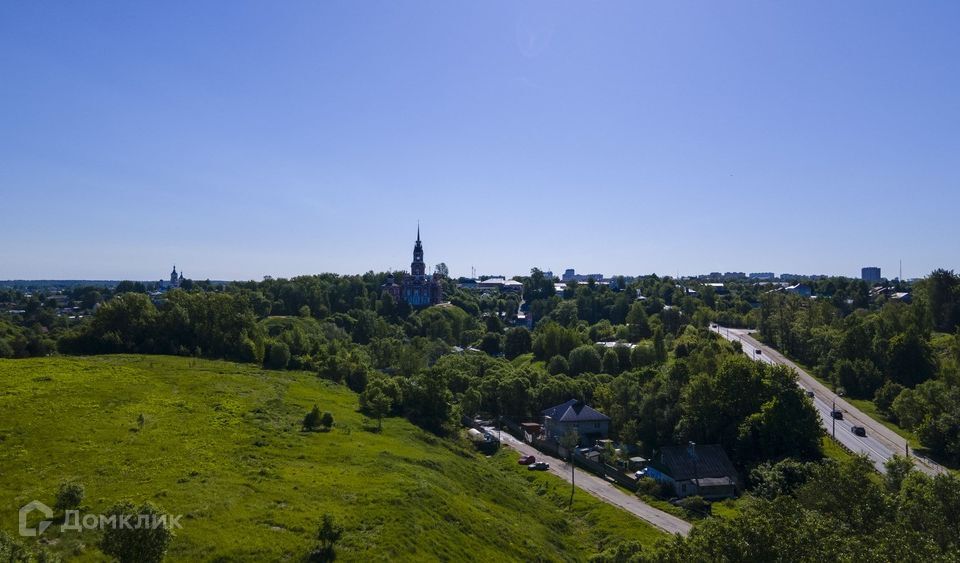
left=861, top=267, right=881, bottom=283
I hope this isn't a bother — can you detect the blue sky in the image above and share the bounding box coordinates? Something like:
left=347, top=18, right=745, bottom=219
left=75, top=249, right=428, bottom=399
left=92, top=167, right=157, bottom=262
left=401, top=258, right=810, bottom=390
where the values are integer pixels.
left=2, top=2, right=958, bottom=281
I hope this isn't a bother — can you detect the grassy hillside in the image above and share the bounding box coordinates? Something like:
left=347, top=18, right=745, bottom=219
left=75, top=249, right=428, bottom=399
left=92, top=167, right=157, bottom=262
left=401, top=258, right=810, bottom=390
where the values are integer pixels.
left=0, top=356, right=663, bottom=561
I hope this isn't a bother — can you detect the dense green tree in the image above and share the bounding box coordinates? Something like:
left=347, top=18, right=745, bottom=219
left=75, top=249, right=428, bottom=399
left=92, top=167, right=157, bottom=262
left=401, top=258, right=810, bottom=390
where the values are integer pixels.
left=601, top=349, right=620, bottom=375
left=886, top=328, right=936, bottom=387
left=54, top=481, right=84, bottom=511
left=532, top=322, right=581, bottom=361
left=547, top=355, right=569, bottom=375
left=652, top=328, right=667, bottom=363
left=568, top=345, right=602, bottom=376
left=503, top=327, right=532, bottom=359
left=548, top=301, right=580, bottom=328
left=749, top=458, right=816, bottom=500
left=265, top=341, right=291, bottom=369
left=404, top=370, right=453, bottom=434
left=922, top=269, right=960, bottom=333
left=832, top=358, right=883, bottom=398
left=303, top=405, right=321, bottom=431
left=874, top=380, right=905, bottom=417
left=309, top=513, right=344, bottom=562
left=884, top=454, right=915, bottom=493
left=99, top=501, right=172, bottom=563
left=737, top=387, right=824, bottom=466
left=626, top=302, right=651, bottom=341
left=479, top=332, right=502, bottom=356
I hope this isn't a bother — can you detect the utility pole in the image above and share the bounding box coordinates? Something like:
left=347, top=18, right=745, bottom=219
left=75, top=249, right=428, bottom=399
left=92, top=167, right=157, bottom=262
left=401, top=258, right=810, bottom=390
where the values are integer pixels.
left=561, top=431, right=579, bottom=507
left=570, top=450, right=575, bottom=507
left=832, top=400, right=836, bottom=438
left=689, top=441, right=699, bottom=497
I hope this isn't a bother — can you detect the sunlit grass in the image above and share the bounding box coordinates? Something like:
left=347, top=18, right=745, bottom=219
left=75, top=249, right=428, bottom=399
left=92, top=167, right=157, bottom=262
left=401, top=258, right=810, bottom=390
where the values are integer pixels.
left=0, top=355, right=663, bottom=561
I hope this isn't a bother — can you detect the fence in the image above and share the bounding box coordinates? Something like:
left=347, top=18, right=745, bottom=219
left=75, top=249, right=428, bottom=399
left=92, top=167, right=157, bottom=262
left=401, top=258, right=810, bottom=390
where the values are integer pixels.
left=491, top=416, right=640, bottom=491
left=572, top=452, right=639, bottom=491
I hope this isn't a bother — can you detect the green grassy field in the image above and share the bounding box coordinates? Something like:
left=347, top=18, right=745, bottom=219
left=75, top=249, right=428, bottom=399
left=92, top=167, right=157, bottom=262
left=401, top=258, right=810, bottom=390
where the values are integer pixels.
left=0, top=356, right=663, bottom=561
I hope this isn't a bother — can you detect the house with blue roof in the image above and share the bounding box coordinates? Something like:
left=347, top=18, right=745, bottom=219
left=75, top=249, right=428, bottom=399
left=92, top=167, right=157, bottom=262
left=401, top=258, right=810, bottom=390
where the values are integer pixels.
left=541, top=399, right=611, bottom=446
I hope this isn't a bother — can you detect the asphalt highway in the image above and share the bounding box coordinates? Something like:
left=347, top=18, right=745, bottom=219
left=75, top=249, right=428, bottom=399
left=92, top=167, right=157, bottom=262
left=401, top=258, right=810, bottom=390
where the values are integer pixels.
left=713, top=326, right=946, bottom=475
left=481, top=424, right=693, bottom=536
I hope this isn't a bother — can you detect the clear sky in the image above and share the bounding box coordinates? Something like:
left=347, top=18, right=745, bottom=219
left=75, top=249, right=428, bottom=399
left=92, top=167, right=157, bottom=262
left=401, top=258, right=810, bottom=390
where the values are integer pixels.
left=2, top=2, right=958, bottom=281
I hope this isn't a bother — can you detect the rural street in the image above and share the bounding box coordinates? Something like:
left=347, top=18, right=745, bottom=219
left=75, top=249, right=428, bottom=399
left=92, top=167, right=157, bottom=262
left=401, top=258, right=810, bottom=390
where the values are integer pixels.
left=483, top=425, right=693, bottom=536
left=713, top=326, right=946, bottom=476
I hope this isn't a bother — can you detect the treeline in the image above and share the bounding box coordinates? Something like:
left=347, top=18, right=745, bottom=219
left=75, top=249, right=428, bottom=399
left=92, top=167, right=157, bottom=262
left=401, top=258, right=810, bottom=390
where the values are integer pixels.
left=13, top=269, right=824, bottom=472
left=594, top=454, right=960, bottom=562
left=759, top=269, right=960, bottom=463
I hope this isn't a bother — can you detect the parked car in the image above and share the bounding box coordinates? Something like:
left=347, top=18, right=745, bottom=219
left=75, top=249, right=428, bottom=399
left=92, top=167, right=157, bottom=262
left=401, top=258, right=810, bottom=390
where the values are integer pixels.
left=831, top=410, right=844, bottom=420
left=518, top=455, right=535, bottom=465
left=805, top=390, right=815, bottom=398
left=852, top=426, right=867, bottom=437
left=528, top=462, right=549, bottom=471
left=634, top=468, right=648, bottom=479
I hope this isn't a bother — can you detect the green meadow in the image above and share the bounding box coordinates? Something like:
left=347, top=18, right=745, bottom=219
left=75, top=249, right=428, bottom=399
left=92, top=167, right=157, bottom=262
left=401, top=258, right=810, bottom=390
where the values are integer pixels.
left=0, top=356, right=663, bottom=561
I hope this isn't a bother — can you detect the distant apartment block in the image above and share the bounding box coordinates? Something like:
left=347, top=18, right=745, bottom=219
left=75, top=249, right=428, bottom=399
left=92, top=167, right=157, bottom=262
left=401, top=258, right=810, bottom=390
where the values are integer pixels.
left=561, top=268, right=604, bottom=283
left=749, top=272, right=775, bottom=280
left=861, top=267, right=882, bottom=283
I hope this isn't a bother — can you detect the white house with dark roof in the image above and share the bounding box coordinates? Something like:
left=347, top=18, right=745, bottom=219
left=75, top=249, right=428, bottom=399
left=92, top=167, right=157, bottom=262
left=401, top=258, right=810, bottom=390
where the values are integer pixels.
left=541, top=399, right=610, bottom=446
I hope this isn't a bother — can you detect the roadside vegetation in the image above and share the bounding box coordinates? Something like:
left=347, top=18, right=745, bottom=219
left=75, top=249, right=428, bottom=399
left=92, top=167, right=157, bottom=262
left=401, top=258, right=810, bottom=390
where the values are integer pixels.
left=759, top=269, right=960, bottom=466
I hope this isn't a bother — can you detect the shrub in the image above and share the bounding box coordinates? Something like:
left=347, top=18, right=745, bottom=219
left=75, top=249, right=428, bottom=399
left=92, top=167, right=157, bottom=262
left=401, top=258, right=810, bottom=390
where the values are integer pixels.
left=320, top=411, right=334, bottom=430
left=303, top=405, right=321, bottom=431
left=308, top=513, right=344, bottom=562
left=99, top=501, right=172, bottom=563
left=635, top=476, right=675, bottom=499
left=55, top=481, right=85, bottom=511
left=676, top=495, right=710, bottom=517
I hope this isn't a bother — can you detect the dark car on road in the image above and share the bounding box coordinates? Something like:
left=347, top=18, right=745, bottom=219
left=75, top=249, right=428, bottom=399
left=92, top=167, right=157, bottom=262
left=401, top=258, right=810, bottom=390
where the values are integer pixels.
left=831, top=410, right=844, bottom=420
left=528, top=462, right=549, bottom=471
left=852, top=426, right=866, bottom=437
left=518, top=455, right=535, bottom=465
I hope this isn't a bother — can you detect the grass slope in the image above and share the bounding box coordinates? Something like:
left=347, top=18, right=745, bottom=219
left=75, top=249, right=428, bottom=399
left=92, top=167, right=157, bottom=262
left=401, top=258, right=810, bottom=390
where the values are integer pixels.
left=0, top=356, right=663, bottom=561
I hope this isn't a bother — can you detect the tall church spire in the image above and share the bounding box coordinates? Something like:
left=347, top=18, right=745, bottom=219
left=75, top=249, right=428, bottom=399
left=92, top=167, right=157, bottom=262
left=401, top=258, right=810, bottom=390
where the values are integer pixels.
left=411, top=224, right=425, bottom=277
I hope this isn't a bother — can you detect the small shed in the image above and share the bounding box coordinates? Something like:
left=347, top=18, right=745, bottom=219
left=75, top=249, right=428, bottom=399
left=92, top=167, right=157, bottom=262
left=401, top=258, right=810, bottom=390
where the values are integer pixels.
left=628, top=456, right=648, bottom=471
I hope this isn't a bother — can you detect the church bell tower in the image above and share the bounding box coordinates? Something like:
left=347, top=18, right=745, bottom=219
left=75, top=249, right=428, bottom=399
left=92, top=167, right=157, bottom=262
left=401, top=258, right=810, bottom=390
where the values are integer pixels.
left=411, top=225, right=426, bottom=277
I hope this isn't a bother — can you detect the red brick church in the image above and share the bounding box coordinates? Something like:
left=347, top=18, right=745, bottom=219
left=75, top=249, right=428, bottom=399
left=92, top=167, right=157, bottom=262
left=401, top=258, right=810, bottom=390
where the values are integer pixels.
left=382, top=226, right=443, bottom=307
